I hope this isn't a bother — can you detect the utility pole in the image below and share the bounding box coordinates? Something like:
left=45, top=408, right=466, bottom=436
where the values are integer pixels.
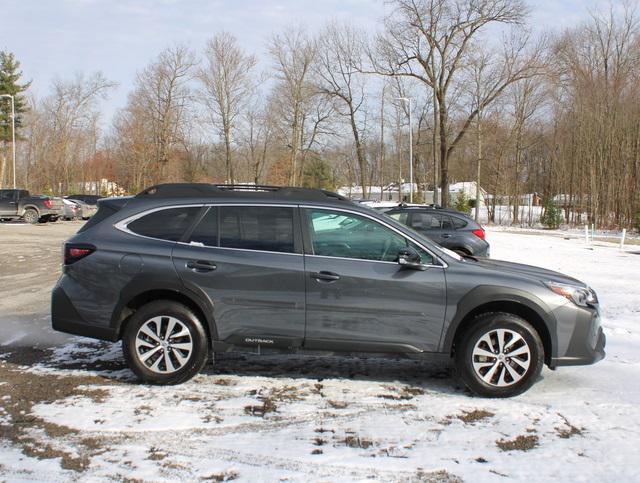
left=379, top=85, right=386, bottom=200
left=396, top=97, right=413, bottom=202
left=0, top=94, right=16, bottom=189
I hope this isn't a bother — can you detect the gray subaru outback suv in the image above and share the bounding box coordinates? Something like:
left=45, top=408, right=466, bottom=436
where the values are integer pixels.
left=52, top=184, right=605, bottom=397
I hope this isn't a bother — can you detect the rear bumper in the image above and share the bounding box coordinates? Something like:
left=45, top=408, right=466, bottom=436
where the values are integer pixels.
left=38, top=209, right=62, bottom=218
left=51, top=284, right=118, bottom=341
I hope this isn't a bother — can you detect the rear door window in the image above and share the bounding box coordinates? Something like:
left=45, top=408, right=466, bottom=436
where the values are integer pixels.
left=127, top=206, right=200, bottom=241
left=220, top=206, right=295, bottom=253
left=409, top=212, right=440, bottom=230
left=439, top=214, right=453, bottom=230
left=387, top=211, right=409, bottom=224
left=189, top=207, right=218, bottom=247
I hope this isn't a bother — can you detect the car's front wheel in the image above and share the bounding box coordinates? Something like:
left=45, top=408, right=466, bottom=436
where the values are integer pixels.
left=455, top=312, right=544, bottom=397
left=122, top=300, right=209, bottom=385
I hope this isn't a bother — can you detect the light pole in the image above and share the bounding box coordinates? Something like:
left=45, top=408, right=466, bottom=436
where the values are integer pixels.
left=0, top=94, right=16, bottom=189
left=396, top=97, right=413, bottom=202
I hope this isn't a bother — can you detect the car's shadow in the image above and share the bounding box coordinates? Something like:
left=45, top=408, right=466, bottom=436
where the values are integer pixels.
left=3, top=338, right=470, bottom=397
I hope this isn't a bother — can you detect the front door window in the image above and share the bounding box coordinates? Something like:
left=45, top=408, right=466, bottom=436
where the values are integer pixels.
left=306, top=209, right=433, bottom=264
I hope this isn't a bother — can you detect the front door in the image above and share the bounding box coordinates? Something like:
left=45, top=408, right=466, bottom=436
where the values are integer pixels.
left=172, top=205, right=306, bottom=348
left=302, top=208, right=446, bottom=353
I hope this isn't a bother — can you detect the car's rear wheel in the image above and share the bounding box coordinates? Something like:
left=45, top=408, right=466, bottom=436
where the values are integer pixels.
left=122, top=300, right=209, bottom=385
left=455, top=312, right=544, bottom=397
left=23, top=208, right=39, bottom=224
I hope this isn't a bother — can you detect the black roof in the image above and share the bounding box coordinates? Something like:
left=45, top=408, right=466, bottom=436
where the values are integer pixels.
left=135, top=183, right=349, bottom=203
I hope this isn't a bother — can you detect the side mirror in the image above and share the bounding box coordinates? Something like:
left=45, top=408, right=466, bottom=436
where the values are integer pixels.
left=397, top=247, right=428, bottom=271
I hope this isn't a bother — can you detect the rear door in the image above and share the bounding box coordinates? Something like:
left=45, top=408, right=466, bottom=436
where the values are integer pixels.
left=302, top=207, right=446, bottom=353
left=172, top=205, right=306, bottom=348
left=408, top=211, right=457, bottom=249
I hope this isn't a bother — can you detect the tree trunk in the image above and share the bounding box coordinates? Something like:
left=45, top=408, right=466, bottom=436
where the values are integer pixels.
left=438, top=96, right=449, bottom=207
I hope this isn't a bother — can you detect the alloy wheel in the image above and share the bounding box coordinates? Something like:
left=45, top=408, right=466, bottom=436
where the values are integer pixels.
left=471, top=328, right=531, bottom=387
left=135, top=316, right=193, bottom=374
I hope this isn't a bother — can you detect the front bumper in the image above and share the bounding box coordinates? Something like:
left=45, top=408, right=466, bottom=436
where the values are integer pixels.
left=550, top=304, right=606, bottom=368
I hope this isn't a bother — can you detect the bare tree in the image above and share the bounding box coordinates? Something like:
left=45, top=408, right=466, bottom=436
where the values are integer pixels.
left=23, top=72, right=114, bottom=193
left=135, top=45, right=196, bottom=183
left=241, top=102, right=274, bottom=184
left=198, top=32, right=257, bottom=183
left=370, top=0, right=542, bottom=206
left=268, top=27, right=316, bottom=185
left=315, top=22, right=370, bottom=197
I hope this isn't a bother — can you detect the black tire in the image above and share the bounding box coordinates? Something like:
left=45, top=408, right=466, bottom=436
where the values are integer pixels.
left=455, top=312, right=544, bottom=398
left=23, top=208, right=39, bottom=224
left=122, top=300, right=209, bottom=385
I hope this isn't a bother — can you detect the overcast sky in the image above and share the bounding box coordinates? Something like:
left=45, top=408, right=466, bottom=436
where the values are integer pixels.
left=2, top=0, right=603, bottom=123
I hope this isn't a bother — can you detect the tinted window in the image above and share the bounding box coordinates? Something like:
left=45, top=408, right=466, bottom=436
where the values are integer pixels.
left=452, top=216, right=468, bottom=229
left=388, top=211, right=409, bottom=224
left=220, top=206, right=294, bottom=253
left=440, top=215, right=453, bottom=230
left=307, top=209, right=409, bottom=262
left=409, top=241, right=435, bottom=265
left=189, top=207, right=218, bottom=247
left=0, top=191, right=14, bottom=200
left=128, top=207, right=200, bottom=241
left=410, top=212, right=440, bottom=230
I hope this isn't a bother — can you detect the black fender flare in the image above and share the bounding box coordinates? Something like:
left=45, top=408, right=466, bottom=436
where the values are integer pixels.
left=450, top=244, right=474, bottom=255
left=440, top=285, right=558, bottom=358
left=109, top=275, right=218, bottom=341
left=21, top=205, right=40, bottom=216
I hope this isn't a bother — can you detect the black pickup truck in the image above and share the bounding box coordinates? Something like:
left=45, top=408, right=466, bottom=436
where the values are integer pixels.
left=0, top=189, right=63, bottom=223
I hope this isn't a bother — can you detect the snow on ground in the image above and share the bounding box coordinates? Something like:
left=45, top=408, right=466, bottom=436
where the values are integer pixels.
left=1, top=229, right=640, bottom=481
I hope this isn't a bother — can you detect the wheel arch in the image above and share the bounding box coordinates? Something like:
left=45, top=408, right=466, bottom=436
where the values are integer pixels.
left=21, top=205, right=40, bottom=216
left=111, top=282, right=218, bottom=345
left=442, top=287, right=556, bottom=366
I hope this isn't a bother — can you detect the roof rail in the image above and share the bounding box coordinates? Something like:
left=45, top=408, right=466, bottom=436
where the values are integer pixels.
left=135, top=183, right=349, bottom=202
left=213, top=184, right=281, bottom=192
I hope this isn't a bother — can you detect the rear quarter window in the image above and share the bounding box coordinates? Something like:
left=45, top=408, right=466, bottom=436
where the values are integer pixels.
left=452, top=216, right=468, bottom=229
left=127, top=206, right=200, bottom=241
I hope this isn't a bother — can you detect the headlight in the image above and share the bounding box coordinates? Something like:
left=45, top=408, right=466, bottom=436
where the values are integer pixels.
left=545, top=282, right=598, bottom=307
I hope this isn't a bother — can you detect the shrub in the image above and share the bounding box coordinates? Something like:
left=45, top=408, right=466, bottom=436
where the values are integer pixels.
left=454, top=190, right=472, bottom=214
left=634, top=209, right=640, bottom=232
left=541, top=198, right=562, bottom=229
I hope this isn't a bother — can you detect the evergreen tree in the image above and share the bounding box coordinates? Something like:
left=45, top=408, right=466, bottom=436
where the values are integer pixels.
left=540, top=198, right=563, bottom=229
left=302, top=159, right=334, bottom=191
left=0, top=51, right=31, bottom=142
left=454, top=190, right=472, bottom=215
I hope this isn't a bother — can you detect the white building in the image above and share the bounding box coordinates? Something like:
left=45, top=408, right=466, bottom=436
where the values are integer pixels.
left=337, top=181, right=486, bottom=208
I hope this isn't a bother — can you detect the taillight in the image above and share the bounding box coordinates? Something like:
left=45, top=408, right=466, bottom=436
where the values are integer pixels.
left=64, top=244, right=95, bottom=265
left=44, top=199, right=52, bottom=209
left=472, top=228, right=485, bottom=240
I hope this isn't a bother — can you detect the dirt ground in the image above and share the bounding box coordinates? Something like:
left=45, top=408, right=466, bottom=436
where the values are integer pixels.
left=0, top=221, right=82, bottom=347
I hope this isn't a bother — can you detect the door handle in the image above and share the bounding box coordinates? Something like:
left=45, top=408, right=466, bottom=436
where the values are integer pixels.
left=186, top=260, right=217, bottom=272
left=310, top=271, right=340, bottom=282
left=441, top=233, right=452, bottom=238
